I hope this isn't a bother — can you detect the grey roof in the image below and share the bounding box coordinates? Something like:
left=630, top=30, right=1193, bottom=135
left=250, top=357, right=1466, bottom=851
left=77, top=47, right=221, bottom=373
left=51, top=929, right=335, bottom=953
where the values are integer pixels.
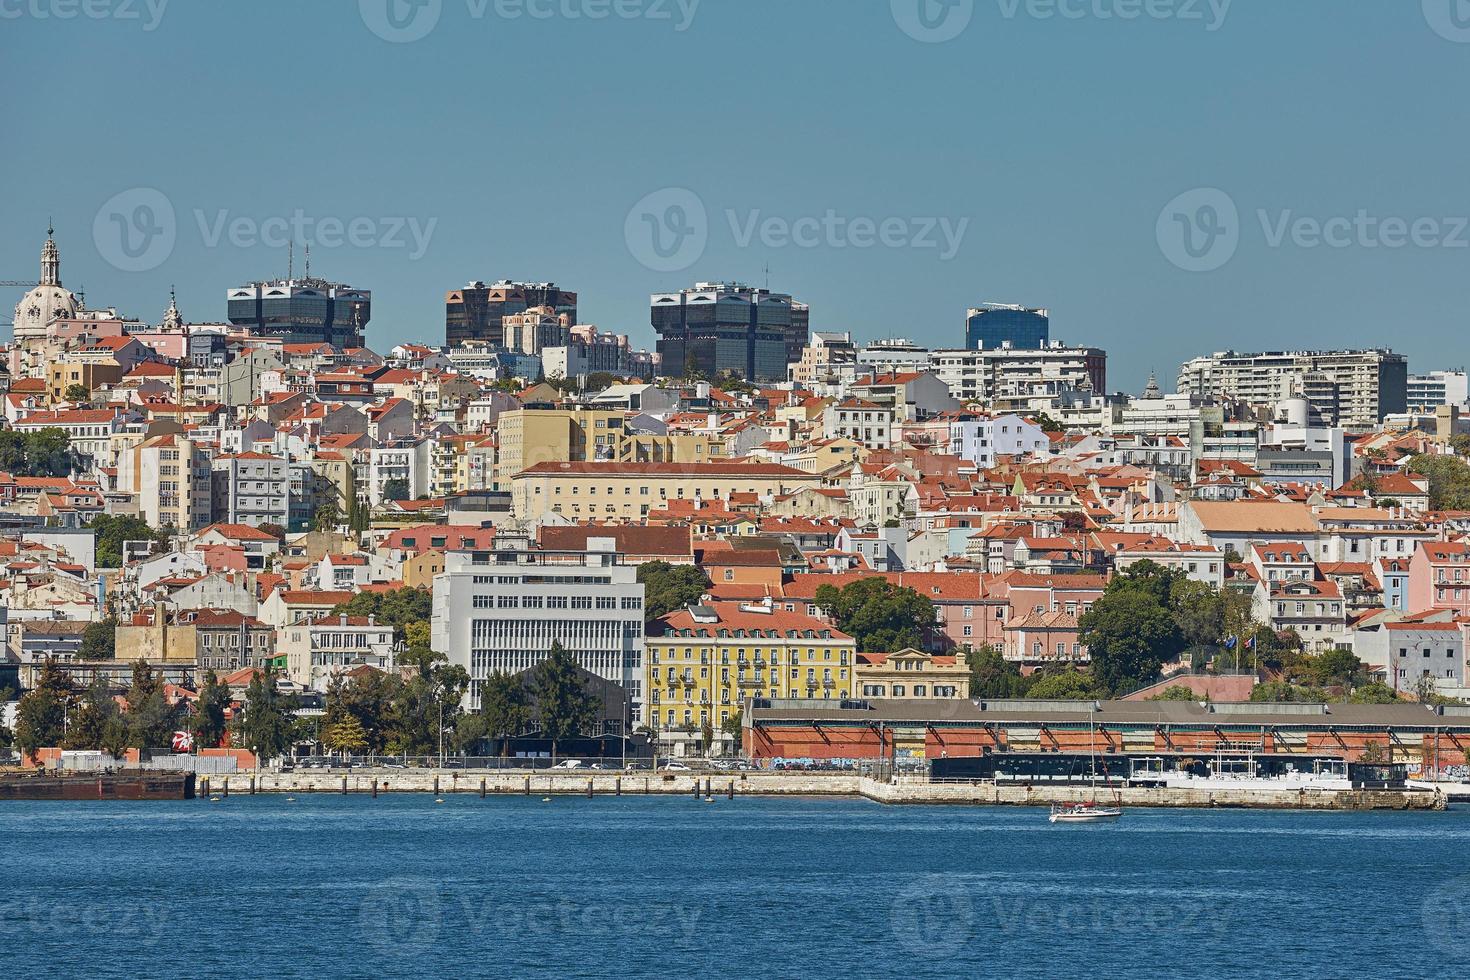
left=748, top=697, right=1470, bottom=732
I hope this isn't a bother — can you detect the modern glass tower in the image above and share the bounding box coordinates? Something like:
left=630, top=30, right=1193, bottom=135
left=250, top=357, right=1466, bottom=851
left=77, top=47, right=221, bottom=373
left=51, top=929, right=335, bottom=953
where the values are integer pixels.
left=226, top=277, right=370, bottom=348
left=965, top=303, right=1049, bottom=350
left=652, top=282, right=801, bottom=382
left=445, top=280, right=577, bottom=347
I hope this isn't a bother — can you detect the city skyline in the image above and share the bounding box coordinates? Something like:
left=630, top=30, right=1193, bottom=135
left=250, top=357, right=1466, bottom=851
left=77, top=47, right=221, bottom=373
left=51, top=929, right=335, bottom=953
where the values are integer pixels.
left=4, top=2, right=1468, bottom=390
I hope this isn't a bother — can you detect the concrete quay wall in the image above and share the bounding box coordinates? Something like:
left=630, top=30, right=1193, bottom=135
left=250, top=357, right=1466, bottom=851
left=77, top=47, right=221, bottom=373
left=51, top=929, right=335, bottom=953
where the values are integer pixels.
left=198, top=770, right=1444, bottom=810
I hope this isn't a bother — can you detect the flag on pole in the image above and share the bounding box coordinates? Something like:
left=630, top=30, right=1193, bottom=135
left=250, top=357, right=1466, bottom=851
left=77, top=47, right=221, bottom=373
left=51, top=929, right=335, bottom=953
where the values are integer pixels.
left=1224, top=635, right=1237, bottom=649
left=1245, top=636, right=1256, bottom=650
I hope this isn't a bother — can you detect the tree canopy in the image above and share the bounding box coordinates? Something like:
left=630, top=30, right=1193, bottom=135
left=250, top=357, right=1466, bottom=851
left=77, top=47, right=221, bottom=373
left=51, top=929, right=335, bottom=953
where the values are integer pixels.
left=531, top=641, right=598, bottom=761
left=637, top=561, right=710, bottom=621
left=0, top=428, right=79, bottom=477
left=1078, top=568, right=1185, bottom=695
left=331, top=587, right=432, bottom=644
left=13, top=658, right=74, bottom=758
left=233, top=669, right=298, bottom=762
left=812, top=578, right=935, bottom=653
left=1404, top=454, right=1470, bottom=510
left=89, top=514, right=173, bottom=568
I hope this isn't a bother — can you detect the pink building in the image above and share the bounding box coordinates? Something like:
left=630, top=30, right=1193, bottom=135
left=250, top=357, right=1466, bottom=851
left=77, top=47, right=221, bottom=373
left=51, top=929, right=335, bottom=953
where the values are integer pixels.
left=1407, top=541, right=1470, bottom=616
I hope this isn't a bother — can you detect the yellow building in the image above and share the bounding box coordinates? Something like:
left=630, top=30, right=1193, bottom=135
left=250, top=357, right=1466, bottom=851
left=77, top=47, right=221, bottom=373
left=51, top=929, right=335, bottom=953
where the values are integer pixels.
left=512, top=460, right=825, bottom=521
left=495, top=407, right=724, bottom=485
left=646, top=600, right=855, bottom=733
left=853, top=648, right=970, bottom=699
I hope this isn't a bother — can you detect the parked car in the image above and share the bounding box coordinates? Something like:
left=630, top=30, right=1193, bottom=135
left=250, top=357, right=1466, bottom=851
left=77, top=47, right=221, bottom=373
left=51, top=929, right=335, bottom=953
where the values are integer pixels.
left=661, top=762, right=691, bottom=771
left=552, top=759, right=583, bottom=770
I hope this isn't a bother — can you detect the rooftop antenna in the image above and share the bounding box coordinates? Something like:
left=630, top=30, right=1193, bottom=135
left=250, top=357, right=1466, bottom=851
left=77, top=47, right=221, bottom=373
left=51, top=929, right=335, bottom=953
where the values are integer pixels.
left=304, top=242, right=310, bottom=279
left=763, top=262, right=770, bottom=289
left=288, top=241, right=294, bottom=281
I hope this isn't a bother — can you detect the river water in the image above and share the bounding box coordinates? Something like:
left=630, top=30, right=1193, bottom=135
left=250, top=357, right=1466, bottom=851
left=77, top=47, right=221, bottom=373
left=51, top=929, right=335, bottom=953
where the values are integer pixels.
left=2, top=795, right=1466, bottom=977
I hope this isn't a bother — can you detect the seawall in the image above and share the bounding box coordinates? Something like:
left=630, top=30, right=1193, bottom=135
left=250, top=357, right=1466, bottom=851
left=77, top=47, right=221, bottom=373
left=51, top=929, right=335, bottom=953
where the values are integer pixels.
left=197, top=770, right=1446, bottom=811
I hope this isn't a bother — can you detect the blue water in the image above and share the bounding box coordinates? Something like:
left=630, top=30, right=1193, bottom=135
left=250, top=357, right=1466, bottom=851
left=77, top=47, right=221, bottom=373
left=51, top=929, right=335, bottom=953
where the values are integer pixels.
left=2, top=796, right=1467, bottom=978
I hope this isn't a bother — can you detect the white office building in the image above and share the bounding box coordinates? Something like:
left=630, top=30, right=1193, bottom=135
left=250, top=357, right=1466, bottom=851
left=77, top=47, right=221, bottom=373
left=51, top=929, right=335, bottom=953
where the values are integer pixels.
left=431, top=539, right=646, bottom=724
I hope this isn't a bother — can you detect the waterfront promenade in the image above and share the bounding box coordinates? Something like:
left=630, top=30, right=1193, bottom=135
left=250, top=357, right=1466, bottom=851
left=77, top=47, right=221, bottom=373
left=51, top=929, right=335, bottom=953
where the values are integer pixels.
left=199, top=769, right=1445, bottom=811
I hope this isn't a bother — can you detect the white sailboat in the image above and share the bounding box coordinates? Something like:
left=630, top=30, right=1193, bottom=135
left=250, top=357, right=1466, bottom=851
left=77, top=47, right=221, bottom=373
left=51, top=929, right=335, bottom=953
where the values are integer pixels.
left=1049, top=707, right=1123, bottom=824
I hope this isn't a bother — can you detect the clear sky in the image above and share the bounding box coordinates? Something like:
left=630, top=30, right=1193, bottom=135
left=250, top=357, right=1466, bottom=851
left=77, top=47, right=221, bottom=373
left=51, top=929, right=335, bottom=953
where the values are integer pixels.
left=3, top=0, right=1467, bottom=391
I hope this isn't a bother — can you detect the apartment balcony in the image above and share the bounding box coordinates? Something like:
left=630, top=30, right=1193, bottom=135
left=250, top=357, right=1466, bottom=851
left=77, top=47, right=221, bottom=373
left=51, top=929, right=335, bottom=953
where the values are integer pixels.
left=737, top=675, right=763, bottom=687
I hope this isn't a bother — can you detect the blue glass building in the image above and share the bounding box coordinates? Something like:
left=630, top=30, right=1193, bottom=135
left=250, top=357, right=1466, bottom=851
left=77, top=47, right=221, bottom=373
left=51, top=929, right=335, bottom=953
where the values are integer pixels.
left=965, top=303, right=1049, bottom=350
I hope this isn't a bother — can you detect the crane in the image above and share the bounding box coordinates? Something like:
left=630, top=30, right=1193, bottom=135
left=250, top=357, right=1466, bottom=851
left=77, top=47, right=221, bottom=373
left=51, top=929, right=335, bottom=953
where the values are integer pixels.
left=0, top=281, right=38, bottom=288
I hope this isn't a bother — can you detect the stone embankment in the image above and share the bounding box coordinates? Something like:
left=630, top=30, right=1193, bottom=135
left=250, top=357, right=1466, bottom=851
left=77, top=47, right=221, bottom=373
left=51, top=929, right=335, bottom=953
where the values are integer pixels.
left=198, top=770, right=1445, bottom=810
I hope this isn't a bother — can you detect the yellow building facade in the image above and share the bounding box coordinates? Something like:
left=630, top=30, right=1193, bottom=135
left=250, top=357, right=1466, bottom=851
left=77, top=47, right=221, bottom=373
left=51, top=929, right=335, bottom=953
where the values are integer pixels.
left=646, top=600, right=855, bottom=732
left=511, top=460, right=824, bottom=521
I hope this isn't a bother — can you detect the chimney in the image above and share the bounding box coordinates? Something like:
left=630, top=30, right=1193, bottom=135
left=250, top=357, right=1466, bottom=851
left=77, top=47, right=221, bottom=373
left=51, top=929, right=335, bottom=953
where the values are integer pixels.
left=340, top=613, right=348, bottom=626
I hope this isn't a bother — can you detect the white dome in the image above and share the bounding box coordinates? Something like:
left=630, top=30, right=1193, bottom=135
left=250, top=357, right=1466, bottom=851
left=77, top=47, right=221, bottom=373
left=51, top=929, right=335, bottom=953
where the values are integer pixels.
left=12, top=228, right=77, bottom=341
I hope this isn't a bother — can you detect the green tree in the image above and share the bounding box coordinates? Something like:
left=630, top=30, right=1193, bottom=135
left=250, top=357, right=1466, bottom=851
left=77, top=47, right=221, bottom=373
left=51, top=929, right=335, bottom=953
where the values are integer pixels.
left=531, top=641, right=598, bottom=763
left=1304, top=648, right=1363, bottom=689
left=323, top=670, right=401, bottom=753
left=311, top=500, right=341, bottom=532
left=1406, top=454, right=1470, bottom=510
left=1347, top=682, right=1400, bottom=704
left=79, top=617, right=117, bottom=660
left=63, top=383, right=90, bottom=402
left=124, top=661, right=179, bottom=750
left=1249, top=680, right=1325, bottom=703
left=381, top=478, right=411, bottom=502
left=0, top=687, right=13, bottom=750
left=322, top=714, right=369, bottom=756
left=966, top=645, right=1029, bottom=698
left=472, top=670, right=531, bottom=756
left=331, top=587, right=432, bottom=644
left=812, top=578, right=935, bottom=653
left=192, top=670, right=232, bottom=750
left=14, top=659, right=75, bottom=758
left=1078, top=588, right=1182, bottom=695
left=0, top=428, right=80, bottom=477
left=1147, top=684, right=1201, bottom=702
left=720, top=707, right=743, bottom=740
left=1025, top=668, right=1102, bottom=700
left=637, top=561, right=711, bottom=621
left=62, top=678, right=118, bottom=751
left=89, top=514, right=172, bottom=568
left=387, top=649, right=469, bottom=757
left=233, top=669, right=297, bottom=763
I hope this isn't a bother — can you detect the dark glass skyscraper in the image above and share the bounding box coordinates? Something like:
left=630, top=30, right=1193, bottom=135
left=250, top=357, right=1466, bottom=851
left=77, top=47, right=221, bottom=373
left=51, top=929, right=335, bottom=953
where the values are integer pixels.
left=652, top=282, right=802, bottom=382
left=445, top=280, right=577, bottom=347
left=226, top=278, right=370, bottom=348
left=965, top=303, right=1049, bottom=350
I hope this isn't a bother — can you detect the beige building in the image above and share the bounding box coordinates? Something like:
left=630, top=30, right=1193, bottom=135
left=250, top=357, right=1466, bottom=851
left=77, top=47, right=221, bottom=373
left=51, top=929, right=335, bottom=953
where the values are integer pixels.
left=119, top=431, right=214, bottom=531
left=855, top=648, right=969, bottom=699
left=495, top=407, right=724, bottom=485
left=511, top=461, right=824, bottom=521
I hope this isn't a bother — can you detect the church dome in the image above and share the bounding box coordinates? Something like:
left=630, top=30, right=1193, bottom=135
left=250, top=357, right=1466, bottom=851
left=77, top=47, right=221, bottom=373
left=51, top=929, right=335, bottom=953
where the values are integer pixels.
left=12, top=226, right=78, bottom=341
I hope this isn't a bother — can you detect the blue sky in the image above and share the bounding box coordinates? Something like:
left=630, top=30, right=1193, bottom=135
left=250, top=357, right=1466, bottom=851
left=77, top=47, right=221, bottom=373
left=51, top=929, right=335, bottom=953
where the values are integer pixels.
left=2, top=0, right=1467, bottom=390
